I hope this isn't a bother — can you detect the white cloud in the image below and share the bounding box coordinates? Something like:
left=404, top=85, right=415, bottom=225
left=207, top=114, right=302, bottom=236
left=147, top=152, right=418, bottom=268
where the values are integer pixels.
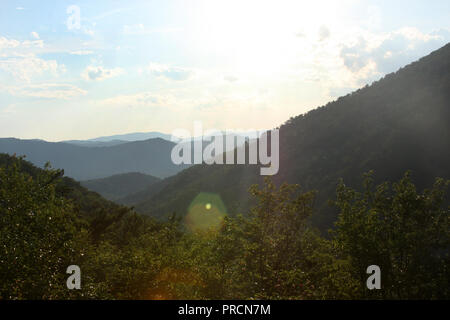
left=5, top=83, right=87, bottom=99
left=0, top=53, right=66, bottom=82
left=0, top=37, right=21, bottom=49
left=339, top=28, right=450, bottom=81
left=0, top=36, right=66, bottom=82
left=21, top=39, right=44, bottom=48
left=96, top=92, right=174, bottom=108
left=0, top=36, right=43, bottom=50
left=147, top=63, right=193, bottom=81
left=82, top=66, right=123, bottom=81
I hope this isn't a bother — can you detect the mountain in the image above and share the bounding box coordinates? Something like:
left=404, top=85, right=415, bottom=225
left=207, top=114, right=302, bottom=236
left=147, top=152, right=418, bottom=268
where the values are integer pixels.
left=0, top=138, right=190, bottom=180
left=64, top=130, right=262, bottom=150
left=84, top=131, right=173, bottom=142
left=62, top=139, right=128, bottom=148
left=0, top=153, right=127, bottom=218
left=81, top=172, right=161, bottom=201
left=123, top=43, right=450, bottom=231
left=61, top=131, right=174, bottom=147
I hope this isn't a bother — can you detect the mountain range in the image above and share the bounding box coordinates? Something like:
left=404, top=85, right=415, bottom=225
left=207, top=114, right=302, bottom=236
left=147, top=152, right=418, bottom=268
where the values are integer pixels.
left=117, top=42, right=450, bottom=231
left=63, top=131, right=173, bottom=144
left=0, top=137, right=190, bottom=180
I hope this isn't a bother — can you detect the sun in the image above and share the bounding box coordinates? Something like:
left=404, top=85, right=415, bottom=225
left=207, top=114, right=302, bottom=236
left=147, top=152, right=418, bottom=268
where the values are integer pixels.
left=190, top=0, right=341, bottom=76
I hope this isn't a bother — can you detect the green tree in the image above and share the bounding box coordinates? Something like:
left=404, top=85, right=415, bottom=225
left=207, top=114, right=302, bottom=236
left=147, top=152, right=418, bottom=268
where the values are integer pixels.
left=332, top=171, right=450, bottom=299
left=0, top=158, right=90, bottom=299
left=236, top=178, right=356, bottom=299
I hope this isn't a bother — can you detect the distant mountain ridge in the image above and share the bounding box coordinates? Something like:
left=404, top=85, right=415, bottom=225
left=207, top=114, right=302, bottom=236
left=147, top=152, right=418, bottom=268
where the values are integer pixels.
left=61, top=140, right=128, bottom=148
left=0, top=137, right=190, bottom=180
left=0, top=131, right=265, bottom=182
left=60, top=131, right=173, bottom=147
left=83, top=131, right=173, bottom=142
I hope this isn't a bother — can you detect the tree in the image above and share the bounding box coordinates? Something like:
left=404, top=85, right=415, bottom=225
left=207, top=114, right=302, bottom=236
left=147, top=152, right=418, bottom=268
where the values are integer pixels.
left=0, top=158, right=90, bottom=299
left=239, top=178, right=356, bottom=299
left=332, top=171, right=450, bottom=299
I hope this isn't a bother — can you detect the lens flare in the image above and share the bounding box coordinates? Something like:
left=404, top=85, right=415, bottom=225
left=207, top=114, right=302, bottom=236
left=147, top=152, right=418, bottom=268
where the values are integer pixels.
left=185, top=192, right=227, bottom=231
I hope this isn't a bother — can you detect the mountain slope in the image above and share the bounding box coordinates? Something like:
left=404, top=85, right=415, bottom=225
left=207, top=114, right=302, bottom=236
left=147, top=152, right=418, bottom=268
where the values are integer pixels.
left=0, top=138, right=190, bottom=180
left=125, top=43, right=450, bottom=231
left=0, top=153, right=128, bottom=218
left=81, top=172, right=161, bottom=201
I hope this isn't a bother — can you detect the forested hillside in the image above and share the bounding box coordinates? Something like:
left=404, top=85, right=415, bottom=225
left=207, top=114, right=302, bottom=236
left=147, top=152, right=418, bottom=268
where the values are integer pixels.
left=1, top=154, right=448, bottom=299
left=81, top=172, right=161, bottom=201
left=125, top=43, right=450, bottom=231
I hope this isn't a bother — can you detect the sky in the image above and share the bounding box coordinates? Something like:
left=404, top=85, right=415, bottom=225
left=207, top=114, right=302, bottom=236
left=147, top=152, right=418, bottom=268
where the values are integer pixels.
left=0, top=0, right=449, bottom=141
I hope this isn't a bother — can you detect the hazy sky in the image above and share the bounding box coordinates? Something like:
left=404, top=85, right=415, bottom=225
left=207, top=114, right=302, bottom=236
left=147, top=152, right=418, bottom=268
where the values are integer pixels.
left=0, top=0, right=449, bottom=141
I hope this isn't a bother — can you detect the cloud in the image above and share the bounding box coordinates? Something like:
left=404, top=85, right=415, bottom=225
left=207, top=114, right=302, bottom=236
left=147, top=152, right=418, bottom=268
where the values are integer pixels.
left=16, top=7, right=24, bottom=10
left=21, top=39, right=44, bottom=48
left=147, top=63, right=193, bottom=81
left=0, top=36, right=43, bottom=50
left=93, top=88, right=270, bottom=121
left=82, top=66, right=123, bottom=81
left=340, top=36, right=370, bottom=73
left=0, top=53, right=66, bottom=82
left=96, top=91, right=173, bottom=108
left=0, top=37, right=21, bottom=49
left=5, top=83, right=87, bottom=99
left=340, top=28, right=450, bottom=81
left=0, top=36, right=64, bottom=82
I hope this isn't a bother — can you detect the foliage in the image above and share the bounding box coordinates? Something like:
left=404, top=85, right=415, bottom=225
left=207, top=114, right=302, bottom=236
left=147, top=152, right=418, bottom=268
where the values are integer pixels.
left=0, top=155, right=448, bottom=299
left=332, top=171, right=450, bottom=299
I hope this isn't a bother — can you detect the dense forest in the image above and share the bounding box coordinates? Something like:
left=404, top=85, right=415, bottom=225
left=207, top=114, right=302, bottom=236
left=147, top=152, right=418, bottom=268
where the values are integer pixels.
left=81, top=172, right=161, bottom=201
left=1, top=154, right=448, bottom=299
